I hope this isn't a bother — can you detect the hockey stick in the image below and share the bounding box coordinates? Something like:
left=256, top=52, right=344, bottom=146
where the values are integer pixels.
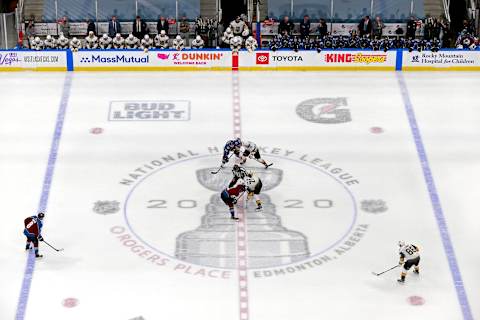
left=42, top=239, right=64, bottom=252
left=371, top=265, right=399, bottom=276
left=211, top=153, right=234, bottom=174
left=253, top=158, right=273, bottom=168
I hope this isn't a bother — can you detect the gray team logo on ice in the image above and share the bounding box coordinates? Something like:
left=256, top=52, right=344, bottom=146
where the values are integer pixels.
left=175, top=167, right=310, bottom=269
left=109, top=101, right=191, bottom=121
left=360, top=199, right=388, bottom=214
left=93, top=200, right=120, bottom=214
left=296, top=97, right=351, bottom=124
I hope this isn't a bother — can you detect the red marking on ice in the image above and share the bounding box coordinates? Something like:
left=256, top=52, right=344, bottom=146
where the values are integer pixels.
left=90, top=127, right=104, bottom=134
left=320, top=104, right=335, bottom=113
left=370, top=126, right=384, bottom=134
left=407, top=296, right=425, bottom=306
left=62, top=297, right=79, bottom=308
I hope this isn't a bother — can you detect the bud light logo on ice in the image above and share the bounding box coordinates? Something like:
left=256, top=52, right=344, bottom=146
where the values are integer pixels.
left=79, top=54, right=149, bottom=64
left=109, top=101, right=191, bottom=121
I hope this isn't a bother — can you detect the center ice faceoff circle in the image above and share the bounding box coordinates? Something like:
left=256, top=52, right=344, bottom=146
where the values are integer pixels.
left=123, top=153, right=357, bottom=270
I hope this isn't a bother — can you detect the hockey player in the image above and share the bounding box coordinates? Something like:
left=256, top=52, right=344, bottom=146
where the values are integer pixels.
left=221, top=178, right=246, bottom=220
left=230, top=35, right=243, bottom=53
left=397, top=241, right=421, bottom=283
left=57, top=33, right=70, bottom=49
left=99, top=33, right=112, bottom=49
left=32, top=37, right=44, bottom=50
left=245, top=36, right=258, bottom=52
left=84, top=31, right=98, bottom=49
left=24, top=212, right=45, bottom=258
left=125, top=33, right=139, bottom=49
left=229, top=16, right=246, bottom=37
left=69, top=37, right=82, bottom=51
left=141, top=34, right=153, bottom=51
left=155, top=30, right=169, bottom=49
left=191, top=35, right=204, bottom=49
left=230, top=165, right=263, bottom=211
left=112, top=33, right=125, bottom=49
left=241, top=140, right=272, bottom=168
left=44, top=35, right=56, bottom=49
left=172, top=35, right=185, bottom=51
left=221, top=27, right=234, bottom=47
left=222, top=138, right=242, bottom=165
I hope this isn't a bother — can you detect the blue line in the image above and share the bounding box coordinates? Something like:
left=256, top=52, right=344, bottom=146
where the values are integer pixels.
left=66, top=49, right=73, bottom=71
left=396, top=73, right=473, bottom=320
left=15, top=73, right=73, bottom=320
left=395, top=48, right=403, bottom=71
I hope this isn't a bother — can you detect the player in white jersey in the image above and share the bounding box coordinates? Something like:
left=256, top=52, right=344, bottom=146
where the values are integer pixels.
left=397, top=241, right=420, bottom=283
left=57, top=33, right=70, bottom=49
left=99, top=34, right=112, bottom=49
left=44, top=35, right=56, bottom=49
left=84, top=31, right=98, bottom=49
left=191, top=35, right=204, bottom=49
left=222, top=27, right=234, bottom=47
left=245, top=36, right=258, bottom=52
left=172, top=35, right=185, bottom=50
left=112, top=33, right=125, bottom=49
left=141, top=34, right=153, bottom=51
left=230, top=35, right=243, bottom=53
left=32, top=37, right=44, bottom=50
left=125, top=34, right=139, bottom=49
left=155, top=30, right=169, bottom=49
left=240, top=141, right=272, bottom=168
left=69, top=37, right=82, bottom=51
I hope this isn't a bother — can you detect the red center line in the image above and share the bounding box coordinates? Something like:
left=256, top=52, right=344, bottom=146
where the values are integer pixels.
left=232, top=71, right=249, bottom=320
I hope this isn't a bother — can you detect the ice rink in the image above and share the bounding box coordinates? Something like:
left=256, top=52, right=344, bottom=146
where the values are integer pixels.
left=0, top=70, right=479, bottom=320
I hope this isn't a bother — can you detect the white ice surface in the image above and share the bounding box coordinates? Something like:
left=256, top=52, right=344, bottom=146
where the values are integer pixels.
left=0, top=71, right=478, bottom=320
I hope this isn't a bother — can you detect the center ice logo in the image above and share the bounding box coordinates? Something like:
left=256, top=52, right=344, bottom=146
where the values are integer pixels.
left=109, top=101, right=191, bottom=121
left=103, top=147, right=373, bottom=277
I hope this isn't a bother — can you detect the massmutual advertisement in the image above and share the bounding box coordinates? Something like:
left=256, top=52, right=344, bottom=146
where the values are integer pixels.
left=73, top=50, right=232, bottom=70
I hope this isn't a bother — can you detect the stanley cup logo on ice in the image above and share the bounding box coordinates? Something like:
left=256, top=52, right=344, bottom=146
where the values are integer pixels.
left=175, top=167, right=310, bottom=269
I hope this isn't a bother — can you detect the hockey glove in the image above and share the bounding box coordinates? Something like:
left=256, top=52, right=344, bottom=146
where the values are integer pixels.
left=38, top=235, right=44, bottom=242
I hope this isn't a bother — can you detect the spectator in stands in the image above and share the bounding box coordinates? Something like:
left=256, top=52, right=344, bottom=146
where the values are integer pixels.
left=157, top=16, right=169, bottom=35
left=133, top=15, right=147, bottom=39
left=318, top=18, right=328, bottom=38
left=58, top=16, right=69, bottom=37
left=87, top=19, right=96, bottom=35
left=299, top=15, right=311, bottom=40
left=26, top=20, right=35, bottom=48
left=372, top=16, right=384, bottom=38
left=179, top=16, right=190, bottom=47
left=278, top=16, right=294, bottom=36
left=108, top=15, right=121, bottom=38
left=358, top=15, right=372, bottom=37
left=406, top=16, right=417, bottom=39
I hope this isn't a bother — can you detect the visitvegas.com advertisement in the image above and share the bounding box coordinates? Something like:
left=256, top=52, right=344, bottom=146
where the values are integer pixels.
left=72, top=50, right=232, bottom=70
left=239, top=50, right=397, bottom=70
left=0, top=51, right=67, bottom=70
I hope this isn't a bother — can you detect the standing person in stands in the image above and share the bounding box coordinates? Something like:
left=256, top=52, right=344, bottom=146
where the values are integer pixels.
left=179, top=16, right=190, bottom=47
left=318, top=18, right=328, bottom=38
left=157, top=16, right=169, bottom=35
left=358, top=15, right=372, bottom=37
left=278, top=15, right=294, bottom=36
left=406, top=16, right=417, bottom=39
left=108, top=15, right=121, bottom=38
left=133, top=15, right=147, bottom=39
left=299, top=15, right=311, bottom=40
left=58, top=16, right=70, bottom=37
left=372, top=16, right=384, bottom=38
left=26, top=19, right=35, bottom=48
left=87, top=18, right=96, bottom=35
